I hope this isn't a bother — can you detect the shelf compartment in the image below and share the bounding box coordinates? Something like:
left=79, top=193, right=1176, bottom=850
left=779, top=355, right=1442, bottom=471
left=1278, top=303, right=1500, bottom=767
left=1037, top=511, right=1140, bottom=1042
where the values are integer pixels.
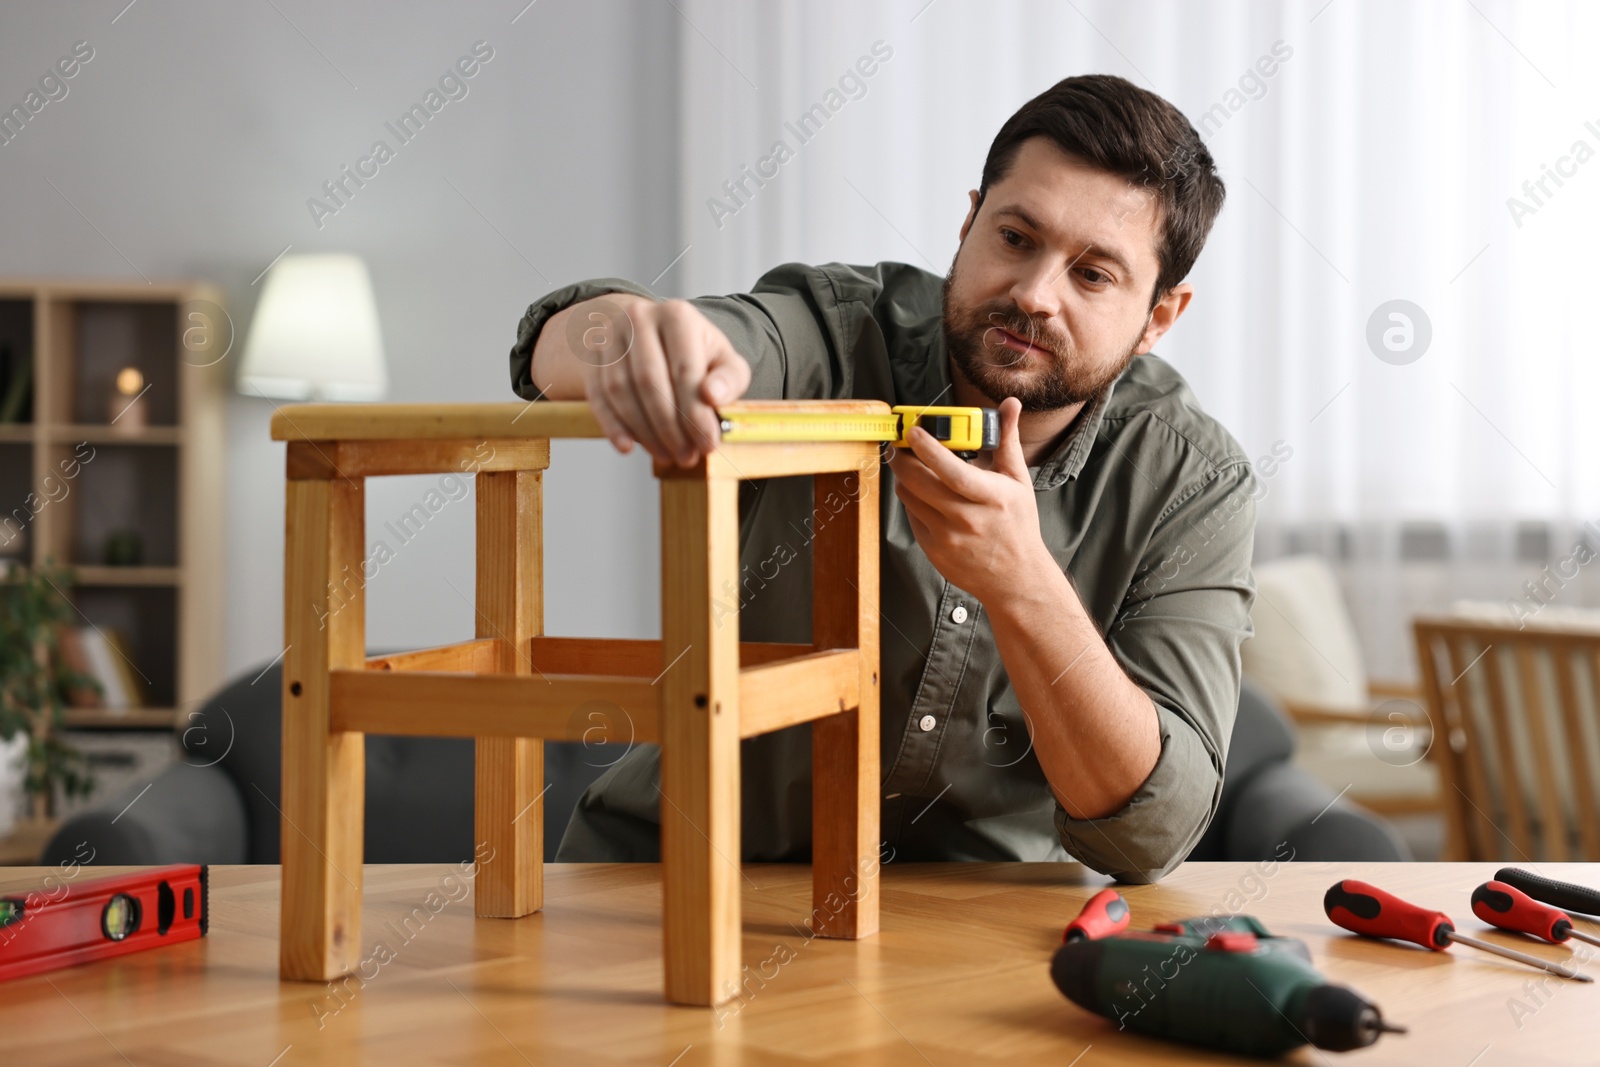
left=48, top=300, right=179, bottom=428
left=0, top=298, right=34, bottom=428
left=0, top=442, right=33, bottom=562
left=68, top=584, right=178, bottom=710
left=64, top=443, right=178, bottom=568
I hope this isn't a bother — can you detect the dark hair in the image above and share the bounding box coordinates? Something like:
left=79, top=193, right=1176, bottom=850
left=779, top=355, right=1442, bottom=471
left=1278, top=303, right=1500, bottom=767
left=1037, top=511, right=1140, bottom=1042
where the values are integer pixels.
left=978, top=74, right=1225, bottom=310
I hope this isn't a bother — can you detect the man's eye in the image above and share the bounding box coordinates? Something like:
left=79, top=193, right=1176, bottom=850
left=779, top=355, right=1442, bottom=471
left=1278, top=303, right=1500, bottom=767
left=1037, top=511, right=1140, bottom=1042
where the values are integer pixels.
left=1000, top=228, right=1026, bottom=247
left=1079, top=267, right=1112, bottom=286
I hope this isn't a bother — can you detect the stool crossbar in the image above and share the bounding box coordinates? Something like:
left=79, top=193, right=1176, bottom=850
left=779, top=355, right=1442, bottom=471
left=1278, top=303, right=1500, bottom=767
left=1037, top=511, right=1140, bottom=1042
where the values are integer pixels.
left=270, top=399, right=883, bottom=1006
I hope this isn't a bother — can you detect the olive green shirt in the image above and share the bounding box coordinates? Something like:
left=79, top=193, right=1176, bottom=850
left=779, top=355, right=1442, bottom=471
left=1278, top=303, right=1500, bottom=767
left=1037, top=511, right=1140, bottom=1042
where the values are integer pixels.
left=508, top=260, right=1257, bottom=882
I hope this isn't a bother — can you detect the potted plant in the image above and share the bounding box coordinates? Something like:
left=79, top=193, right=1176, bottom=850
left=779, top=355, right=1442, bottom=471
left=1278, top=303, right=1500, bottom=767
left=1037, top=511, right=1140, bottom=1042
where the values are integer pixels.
left=0, top=560, right=95, bottom=824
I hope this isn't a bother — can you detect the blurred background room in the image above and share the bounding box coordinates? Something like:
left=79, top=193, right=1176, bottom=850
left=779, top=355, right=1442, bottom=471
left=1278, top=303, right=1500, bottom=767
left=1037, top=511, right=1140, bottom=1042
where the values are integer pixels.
left=1, top=0, right=1597, bottom=870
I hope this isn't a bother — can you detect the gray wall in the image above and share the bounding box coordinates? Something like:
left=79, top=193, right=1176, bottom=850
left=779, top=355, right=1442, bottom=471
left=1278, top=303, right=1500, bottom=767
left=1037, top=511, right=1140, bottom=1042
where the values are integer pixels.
left=0, top=1, right=679, bottom=681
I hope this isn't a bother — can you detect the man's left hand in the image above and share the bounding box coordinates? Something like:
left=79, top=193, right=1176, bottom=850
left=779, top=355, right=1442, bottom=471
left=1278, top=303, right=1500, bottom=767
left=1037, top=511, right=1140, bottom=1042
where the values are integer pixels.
left=888, top=396, right=1050, bottom=604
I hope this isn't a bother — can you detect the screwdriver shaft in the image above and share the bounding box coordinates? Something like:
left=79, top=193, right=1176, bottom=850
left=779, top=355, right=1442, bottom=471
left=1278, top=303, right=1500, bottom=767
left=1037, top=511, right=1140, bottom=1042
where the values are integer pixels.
left=1569, top=929, right=1600, bottom=950
left=1448, top=932, right=1592, bottom=981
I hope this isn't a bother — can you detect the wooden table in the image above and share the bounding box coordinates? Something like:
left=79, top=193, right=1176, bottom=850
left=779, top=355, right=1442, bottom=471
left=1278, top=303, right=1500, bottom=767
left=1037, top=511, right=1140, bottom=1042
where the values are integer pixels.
left=0, top=861, right=1592, bottom=1065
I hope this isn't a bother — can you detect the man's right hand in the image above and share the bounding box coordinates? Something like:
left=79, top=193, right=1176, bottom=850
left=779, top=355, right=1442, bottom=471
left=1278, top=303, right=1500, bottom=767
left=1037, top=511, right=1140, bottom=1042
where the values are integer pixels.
left=529, top=294, right=752, bottom=467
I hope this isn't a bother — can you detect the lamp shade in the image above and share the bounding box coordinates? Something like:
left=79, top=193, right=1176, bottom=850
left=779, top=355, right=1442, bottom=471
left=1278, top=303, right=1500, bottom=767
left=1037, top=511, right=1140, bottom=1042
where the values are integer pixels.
left=238, top=253, right=387, bottom=401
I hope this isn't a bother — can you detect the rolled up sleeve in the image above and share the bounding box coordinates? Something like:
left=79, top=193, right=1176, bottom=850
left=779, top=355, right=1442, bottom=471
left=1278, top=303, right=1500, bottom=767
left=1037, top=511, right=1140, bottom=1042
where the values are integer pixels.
left=507, top=262, right=856, bottom=403
left=1054, top=460, right=1258, bottom=882
left=508, top=276, right=658, bottom=400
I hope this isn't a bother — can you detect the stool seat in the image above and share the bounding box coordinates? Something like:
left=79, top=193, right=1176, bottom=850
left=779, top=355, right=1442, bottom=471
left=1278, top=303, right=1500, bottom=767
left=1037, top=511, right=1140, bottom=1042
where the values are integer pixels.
left=271, top=399, right=883, bottom=1005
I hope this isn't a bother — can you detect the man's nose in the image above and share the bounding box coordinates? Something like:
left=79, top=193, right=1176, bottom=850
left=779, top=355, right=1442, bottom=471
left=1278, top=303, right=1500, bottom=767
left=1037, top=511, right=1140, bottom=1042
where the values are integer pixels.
left=1008, top=263, right=1063, bottom=319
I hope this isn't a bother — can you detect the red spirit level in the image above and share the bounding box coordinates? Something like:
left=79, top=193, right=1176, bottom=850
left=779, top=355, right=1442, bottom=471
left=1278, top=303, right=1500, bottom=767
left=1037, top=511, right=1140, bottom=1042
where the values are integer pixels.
left=0, top=864, right=208, bottom=982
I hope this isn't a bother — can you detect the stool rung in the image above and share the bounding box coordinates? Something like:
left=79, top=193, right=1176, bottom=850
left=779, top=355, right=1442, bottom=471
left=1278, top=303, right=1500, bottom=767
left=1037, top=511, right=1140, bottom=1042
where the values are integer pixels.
left=364, top=638, right=826, bottom=679
left=527, top=637, right=820, bottom=676
left=739, top=649, right=861, bottom=738
left=367, top=639, right=498, bottom=673
left=329, top=669, right=660, bottom=743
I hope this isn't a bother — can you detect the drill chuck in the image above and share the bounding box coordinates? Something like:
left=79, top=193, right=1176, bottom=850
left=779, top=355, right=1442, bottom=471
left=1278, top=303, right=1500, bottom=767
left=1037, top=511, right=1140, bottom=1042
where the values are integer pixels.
left=1299, top=983, right=1405, bottom=1052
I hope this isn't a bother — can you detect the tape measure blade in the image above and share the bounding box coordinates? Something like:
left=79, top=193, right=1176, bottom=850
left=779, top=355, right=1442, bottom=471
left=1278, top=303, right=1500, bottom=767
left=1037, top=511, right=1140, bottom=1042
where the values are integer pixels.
left=719, top=412, right=899, bottom=443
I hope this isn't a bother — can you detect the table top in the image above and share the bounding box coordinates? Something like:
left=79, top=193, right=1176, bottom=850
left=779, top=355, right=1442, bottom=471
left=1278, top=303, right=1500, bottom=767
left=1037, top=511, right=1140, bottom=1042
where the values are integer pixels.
left=0, top=860, right=1592, bottom=1065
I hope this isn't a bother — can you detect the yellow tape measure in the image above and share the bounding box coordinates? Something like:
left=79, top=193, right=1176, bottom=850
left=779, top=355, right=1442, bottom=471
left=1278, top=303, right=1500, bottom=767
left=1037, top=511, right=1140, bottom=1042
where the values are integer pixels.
left=718, top=405, right=999, bottom=452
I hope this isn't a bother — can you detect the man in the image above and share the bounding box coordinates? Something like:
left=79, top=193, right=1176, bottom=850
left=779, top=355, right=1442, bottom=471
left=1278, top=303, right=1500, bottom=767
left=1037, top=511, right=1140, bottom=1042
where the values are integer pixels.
left=509, top=73, right=1255, bottom=883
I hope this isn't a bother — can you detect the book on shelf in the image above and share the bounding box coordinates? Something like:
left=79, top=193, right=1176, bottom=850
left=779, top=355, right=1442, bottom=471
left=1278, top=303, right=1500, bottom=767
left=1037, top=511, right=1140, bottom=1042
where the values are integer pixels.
left=0, top=343, right=32, bottom=424
left=57, top=625, right=147, bottom=712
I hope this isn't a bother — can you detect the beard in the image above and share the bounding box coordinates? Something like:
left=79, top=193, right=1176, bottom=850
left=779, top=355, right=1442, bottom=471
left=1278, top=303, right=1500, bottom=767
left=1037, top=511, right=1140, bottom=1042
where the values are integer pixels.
left=940, top=262, right=1146, bottom=412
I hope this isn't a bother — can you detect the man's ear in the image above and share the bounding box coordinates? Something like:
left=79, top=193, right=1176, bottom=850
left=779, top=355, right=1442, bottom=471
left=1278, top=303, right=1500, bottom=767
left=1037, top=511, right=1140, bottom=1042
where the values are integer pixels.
left=959, top=189, right=981, bottom=243
left=1134, top=282, right=1194, bottom=355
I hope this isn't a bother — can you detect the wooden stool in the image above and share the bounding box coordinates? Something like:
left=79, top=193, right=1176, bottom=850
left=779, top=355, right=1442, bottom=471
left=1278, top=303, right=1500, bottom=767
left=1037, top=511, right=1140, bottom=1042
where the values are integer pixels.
left=270, top=399, right=882, bottom=1006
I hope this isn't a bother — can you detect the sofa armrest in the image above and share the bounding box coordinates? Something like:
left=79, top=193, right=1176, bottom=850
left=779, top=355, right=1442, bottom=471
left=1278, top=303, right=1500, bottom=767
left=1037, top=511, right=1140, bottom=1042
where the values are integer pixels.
left=40, top=760, right=249, bottom=867
left=1221, top=763, right=1411, bottom=862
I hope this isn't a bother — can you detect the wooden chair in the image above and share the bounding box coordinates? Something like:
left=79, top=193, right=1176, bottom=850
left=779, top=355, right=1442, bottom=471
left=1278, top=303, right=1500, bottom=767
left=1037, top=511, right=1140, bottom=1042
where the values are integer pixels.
left=1414, top=616, right=1600, bottom=861
left=269, top=399, right=883, bottom=1006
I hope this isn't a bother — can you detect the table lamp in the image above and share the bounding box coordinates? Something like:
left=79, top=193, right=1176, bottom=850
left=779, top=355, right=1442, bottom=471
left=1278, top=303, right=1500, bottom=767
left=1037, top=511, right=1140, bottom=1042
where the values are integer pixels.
left=238, top=253, right=387, bottom=401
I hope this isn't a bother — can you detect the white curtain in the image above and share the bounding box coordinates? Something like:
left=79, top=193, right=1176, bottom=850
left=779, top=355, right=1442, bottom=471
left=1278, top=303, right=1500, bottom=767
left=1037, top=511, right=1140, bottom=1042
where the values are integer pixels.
left=669, top=0, right=1600, bottom=679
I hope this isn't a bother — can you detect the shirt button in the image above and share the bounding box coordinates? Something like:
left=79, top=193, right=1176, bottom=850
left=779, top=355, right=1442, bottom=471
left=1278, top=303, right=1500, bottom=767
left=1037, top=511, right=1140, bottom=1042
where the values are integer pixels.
left=951, top=604, right=969, bottom=624
left=918, top=714, right=937, bottom=732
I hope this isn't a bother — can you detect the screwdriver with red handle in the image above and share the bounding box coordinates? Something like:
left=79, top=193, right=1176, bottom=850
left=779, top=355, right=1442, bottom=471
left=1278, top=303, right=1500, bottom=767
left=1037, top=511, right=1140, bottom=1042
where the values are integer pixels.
left=1063, top=888, right=1131, bottom=943
left=1472, top=880, right=1600, bottom=951
left=1324, top=879, right=1590, bottom=982
left=1495, top=867, right=1600, bottom=919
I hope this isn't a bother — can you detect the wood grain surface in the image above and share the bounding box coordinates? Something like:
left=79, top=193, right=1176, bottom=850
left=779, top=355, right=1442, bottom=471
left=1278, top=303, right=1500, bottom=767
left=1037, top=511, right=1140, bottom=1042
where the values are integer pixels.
left=267, top=399, right=892, bottom=443
left=0, top=861, right=1594, bottom=1065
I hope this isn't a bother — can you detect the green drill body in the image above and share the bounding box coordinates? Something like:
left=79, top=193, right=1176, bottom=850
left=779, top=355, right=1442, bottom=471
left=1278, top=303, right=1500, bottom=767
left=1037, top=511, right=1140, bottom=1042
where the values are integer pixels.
left=1051, top=915, right=1397, bottom=1058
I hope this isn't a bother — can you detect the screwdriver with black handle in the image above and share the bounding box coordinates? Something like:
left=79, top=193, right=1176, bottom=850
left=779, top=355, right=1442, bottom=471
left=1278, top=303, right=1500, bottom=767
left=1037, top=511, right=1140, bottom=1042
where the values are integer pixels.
left=1324, top=880, right=1591, bottom=981
left=1496, top=867, right=1600, bottom=919
left=1472, top=880, right=1600, bottom=951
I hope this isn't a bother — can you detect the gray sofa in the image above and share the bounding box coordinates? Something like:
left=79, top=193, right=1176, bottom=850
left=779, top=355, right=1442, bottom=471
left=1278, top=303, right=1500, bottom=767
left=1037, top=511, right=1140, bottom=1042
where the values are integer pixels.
left=41, top=663, right=1407, bottom=867
left=41, top=661, right=610, bottom=867
left=1186, top=679, right=1408, bottom=860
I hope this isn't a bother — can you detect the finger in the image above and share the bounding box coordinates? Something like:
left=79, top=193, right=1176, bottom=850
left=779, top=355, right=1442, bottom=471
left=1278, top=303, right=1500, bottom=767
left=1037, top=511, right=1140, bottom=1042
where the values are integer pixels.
left=889, top=448, right=972, bottom=519
left=585, top=382, right=637, bottom=453
left=595, top=358, right=661, bottom=458
left=990, top=397, right=1030, bottom=482
left=906, top=425, right=990, bottom=503
left=657, top=304, right=722, bottom=456
left=627, top=317, right=697, bottom=464
left=898, top=488, right=935, bottom=545
left=698, top=324, right=752, bottom=408
left=907, top=512, right=931, bottom=545
left=622, top=324, right=694, bottom=464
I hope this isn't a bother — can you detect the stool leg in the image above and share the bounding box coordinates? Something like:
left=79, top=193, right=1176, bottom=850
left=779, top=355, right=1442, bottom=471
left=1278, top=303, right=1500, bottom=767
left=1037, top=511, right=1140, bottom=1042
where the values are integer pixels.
left=280, top=477, right=367, bottom=981
left=810, top=465, right=881, bottom=939
left=475, top=470, right=544, bottom=917
left=659, top=475, right=742, bottom=1005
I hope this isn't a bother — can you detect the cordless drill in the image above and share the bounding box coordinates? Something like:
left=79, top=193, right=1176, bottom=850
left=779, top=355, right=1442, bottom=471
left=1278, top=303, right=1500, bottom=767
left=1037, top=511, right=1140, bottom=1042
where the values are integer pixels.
left=1050, top=914, right=1405, bottom=1058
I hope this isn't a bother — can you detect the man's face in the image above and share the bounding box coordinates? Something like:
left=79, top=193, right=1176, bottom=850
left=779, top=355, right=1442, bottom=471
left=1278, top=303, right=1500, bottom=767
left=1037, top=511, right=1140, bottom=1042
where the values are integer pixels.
left=943, top=136, right=1167, bottom=411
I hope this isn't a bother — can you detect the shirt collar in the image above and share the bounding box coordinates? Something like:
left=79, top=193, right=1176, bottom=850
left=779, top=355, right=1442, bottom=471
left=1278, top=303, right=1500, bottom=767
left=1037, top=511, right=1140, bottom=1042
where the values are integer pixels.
left=1030, top=382, right=1112, bottom=489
